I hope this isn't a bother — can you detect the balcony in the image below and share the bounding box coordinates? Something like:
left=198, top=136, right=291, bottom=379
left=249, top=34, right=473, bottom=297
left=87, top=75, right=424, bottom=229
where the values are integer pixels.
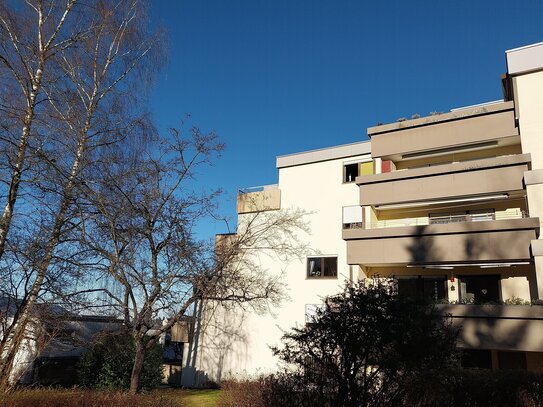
left=236, top=184, right=281, bottom=214
left=437, top=304, right=543, bottom=352
left=356, top=154, right=531, bottom=207
left=344, top=216, right=539, bottom=266
left=367, top=101, right=518, bottom=160
left=343, top=208, right=528, bottom=231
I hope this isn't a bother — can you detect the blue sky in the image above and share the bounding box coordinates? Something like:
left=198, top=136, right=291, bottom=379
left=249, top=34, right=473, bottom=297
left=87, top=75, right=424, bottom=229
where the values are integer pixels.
left=150, top=0, right=543, bottom=238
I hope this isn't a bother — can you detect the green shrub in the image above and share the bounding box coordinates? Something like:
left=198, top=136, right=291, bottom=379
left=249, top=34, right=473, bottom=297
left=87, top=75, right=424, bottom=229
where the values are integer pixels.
left=78, top=330, right=163, bottom=390
left=504, top=296, right=531, bottom=306
left=404, top=369, right=543, bottom=407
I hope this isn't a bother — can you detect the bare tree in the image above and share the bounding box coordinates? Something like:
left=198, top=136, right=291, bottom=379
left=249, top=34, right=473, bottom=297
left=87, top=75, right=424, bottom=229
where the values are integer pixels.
left=0, top=0, right=160, bottom=390
left=0, top=0, right=79, bottom=262
left=76, top=125, right=308, bottom=393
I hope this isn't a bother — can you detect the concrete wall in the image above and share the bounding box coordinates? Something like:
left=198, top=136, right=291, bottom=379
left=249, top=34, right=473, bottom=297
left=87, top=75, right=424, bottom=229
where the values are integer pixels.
left=368, top=102, right=518, bottom=159
left=236, top=188, right=281, bottom=214
left=359, top=161, right=528, bottom=207
left=437, top=304, right=543, bottom=353
left=345, top=221, right=537, bottom=266
left=513, top=64, right=543, bottom=300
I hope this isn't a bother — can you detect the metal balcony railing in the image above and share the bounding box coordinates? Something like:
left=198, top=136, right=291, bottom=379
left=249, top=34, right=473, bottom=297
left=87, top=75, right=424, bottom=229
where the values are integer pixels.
left=238, top=184, right=278, bottom=194
left=342, top=209, right=529, bottom=230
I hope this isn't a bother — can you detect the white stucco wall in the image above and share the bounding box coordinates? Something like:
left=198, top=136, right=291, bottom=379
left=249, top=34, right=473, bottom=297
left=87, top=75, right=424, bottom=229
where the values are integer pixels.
left=196, top=150, right=370, bottom=381
left=514, top=69, right=543, bottom=299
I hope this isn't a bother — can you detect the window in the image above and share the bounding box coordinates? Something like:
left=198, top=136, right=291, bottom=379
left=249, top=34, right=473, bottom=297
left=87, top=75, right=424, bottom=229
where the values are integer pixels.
left=459, top=275, right=500, bottom=304
left=461, top=349, right=492, bottom=369
left=344, top=163, right=359, bottom=183
left=307, top=256, right=337, bottom=278
left=497, top=351, right=527, bottom=370
left=163, top=338, right=184, bottom=365
left=396, top=275, right=447, bottom=303
left=343, top=161, right=373, bottom=183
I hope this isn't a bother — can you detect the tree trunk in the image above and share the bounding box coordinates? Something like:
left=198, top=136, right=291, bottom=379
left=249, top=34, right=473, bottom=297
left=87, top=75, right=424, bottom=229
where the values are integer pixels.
left=0, top=130, right=89, bottom=391
left=0, top=0, right=76, bottom=261
left=130, top=338, right=146, bottom=394
left=0, top=71, right=42, bottom=261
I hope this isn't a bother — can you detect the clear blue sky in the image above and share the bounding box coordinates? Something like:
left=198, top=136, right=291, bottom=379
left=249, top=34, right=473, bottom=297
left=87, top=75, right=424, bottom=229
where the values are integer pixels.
left=149, top=0, right=543, bottom=238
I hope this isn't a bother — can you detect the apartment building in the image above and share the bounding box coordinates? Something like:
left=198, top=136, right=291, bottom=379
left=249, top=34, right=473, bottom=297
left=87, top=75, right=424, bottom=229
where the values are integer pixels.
left=345, top=42, right=543, bottom=370
left=194, top=142, right=372, bottom=382
left=196, top=42, right=543, bottom=382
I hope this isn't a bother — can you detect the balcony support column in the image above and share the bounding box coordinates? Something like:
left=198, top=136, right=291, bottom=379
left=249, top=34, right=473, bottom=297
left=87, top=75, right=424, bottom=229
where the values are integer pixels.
left=535, top=258, right=543, bottom=300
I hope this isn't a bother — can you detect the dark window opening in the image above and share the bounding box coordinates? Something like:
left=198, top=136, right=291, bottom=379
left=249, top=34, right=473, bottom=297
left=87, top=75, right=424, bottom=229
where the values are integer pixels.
left=396, top=275, right=447, bottom=303
left=163, top=339, right=184, bottom=364
left=497, top=351, right=527, bottom=370
left=461, top=349, right=492, bottom=369
left=459, top=275, right=500, bottom=304
left=344, top=163, right=359, bottom=183
left=307, top=257, right=338, bottom=278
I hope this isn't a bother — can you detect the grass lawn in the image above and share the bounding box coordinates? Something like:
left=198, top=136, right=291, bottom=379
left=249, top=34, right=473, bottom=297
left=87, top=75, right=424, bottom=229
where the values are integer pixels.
left=0, top=387, right=222, bottom=407
left=159, top=388, right=221, bottom=407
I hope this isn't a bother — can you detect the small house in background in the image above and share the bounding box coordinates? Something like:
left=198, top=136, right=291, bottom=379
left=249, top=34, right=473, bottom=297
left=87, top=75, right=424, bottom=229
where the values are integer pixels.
left=1, top=297, right=195, bottom=387
left=31, top=315, right=123, bottom=386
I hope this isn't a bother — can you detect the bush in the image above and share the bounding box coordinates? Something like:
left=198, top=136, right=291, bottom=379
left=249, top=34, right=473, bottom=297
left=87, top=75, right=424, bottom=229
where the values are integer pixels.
left=271, top=280, right=459, bottom=407
left=0, top=388, right=177, bottom=407
left=216, top=370, right=543, bottom=407
left=217, top=379, right=264, bottom=407
left=405, top=369, right=543, bottom=407
left=218, top=369, right=543, bottom=407
left=78, top=330, right=163, bottom=390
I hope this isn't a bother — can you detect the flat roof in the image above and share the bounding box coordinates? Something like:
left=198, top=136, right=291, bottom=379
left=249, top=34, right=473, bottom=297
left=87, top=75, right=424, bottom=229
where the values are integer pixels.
left=276, top=140, right=371, bottom=168
left=367, top=101, right=514, bottom=136
left=506, top=41, right=543, bottom=75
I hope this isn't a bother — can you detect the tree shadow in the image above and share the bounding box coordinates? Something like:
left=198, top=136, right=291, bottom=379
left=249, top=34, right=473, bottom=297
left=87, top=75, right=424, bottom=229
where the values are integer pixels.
left=406, top=224, right=543, bottom=367
left=182, top=299, right=250, bottom=386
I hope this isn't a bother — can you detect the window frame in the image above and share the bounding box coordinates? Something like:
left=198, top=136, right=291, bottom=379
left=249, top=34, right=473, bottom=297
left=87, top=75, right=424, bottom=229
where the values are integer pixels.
left=342, top=159, right=373, bottom=184
left=307, top=256, right=338, bottom=279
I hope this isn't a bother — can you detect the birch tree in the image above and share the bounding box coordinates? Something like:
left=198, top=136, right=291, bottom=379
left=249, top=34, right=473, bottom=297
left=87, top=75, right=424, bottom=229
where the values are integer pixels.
left=0, top=0, right=159, bottom=390
left=0, top=0, right=79, bottom=262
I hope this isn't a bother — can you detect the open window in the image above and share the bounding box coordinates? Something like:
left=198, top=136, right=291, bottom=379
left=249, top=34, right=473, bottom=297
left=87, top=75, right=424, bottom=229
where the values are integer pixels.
left=343, top=161, right=373, bottom=183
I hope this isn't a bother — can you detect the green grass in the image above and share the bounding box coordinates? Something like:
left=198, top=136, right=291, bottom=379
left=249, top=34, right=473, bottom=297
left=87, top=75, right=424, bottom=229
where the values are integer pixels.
left=0, top=388, right=221, bottom=407
left=165, top=388, right=221, bottom=407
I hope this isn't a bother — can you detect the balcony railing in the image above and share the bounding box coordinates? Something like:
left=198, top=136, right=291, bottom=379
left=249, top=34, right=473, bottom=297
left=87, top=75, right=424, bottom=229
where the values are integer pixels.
left=237, top=184, right=281, bottom=214
left=238, top=184, right=278, bottom=194
left=342, top=208, right=528, bottom=230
